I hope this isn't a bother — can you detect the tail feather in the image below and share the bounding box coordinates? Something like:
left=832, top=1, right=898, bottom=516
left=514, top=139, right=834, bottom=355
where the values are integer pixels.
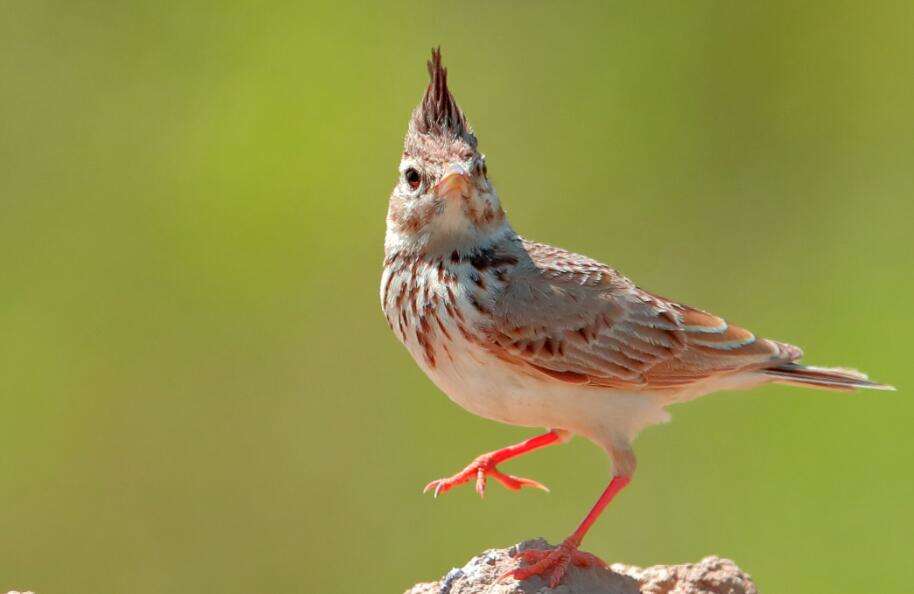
left=765, top=363, right=895, bottom=392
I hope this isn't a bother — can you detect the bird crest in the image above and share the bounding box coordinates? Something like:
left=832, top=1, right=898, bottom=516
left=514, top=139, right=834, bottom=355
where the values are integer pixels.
left=408, top=48, right=477, bottom=151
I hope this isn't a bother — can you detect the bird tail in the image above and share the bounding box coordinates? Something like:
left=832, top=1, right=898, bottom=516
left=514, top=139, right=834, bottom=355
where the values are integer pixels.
left=764, top=363, right=895, bottom=392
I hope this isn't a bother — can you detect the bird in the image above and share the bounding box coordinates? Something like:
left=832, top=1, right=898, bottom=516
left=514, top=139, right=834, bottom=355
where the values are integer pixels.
left=380, top=48, right=892, bottom=587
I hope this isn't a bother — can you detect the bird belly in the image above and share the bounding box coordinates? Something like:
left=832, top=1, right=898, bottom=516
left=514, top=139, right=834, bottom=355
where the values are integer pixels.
left=417, top=337, right=670, bottom=445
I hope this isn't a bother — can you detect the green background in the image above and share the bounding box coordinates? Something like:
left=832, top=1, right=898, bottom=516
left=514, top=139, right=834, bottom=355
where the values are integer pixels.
left=1, top=2, right=912, bottom=593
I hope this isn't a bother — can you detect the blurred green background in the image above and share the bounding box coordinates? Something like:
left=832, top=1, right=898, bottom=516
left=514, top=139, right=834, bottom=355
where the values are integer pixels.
left=1, top=2, right=912, bottom=593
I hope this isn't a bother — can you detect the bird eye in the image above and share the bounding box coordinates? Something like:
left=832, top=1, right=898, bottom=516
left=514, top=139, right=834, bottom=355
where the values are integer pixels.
left=404, top=168, right=421, bottom=190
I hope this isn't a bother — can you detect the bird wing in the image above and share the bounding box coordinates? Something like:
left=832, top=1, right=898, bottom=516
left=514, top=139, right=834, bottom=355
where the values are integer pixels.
left=483, top=239, right=801, bottom=391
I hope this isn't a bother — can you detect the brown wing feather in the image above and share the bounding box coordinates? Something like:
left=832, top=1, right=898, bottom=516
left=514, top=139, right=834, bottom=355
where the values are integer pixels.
left=484, top=240, right=801, bottom=392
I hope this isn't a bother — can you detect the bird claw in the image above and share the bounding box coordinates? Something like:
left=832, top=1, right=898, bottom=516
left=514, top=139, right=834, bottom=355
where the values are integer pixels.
left=423, top=454, right=549, bottom=498
left=487, top=468, right=549, bottom=493
left=501, top=540, right=605, bottom=587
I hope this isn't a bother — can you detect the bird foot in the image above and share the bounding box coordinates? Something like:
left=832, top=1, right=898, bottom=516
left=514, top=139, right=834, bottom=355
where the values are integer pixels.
left=422, top=453, right=549, bottom=498
left=503, top=538, right=605, bottom=587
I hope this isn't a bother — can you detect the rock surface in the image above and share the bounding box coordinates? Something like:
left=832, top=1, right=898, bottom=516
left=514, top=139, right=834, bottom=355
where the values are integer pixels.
left=405, top=539, right=758, bottom=594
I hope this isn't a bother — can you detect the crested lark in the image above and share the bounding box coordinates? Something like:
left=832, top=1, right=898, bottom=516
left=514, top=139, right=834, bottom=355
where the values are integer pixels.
left=380, top=49, right=892, bottom=587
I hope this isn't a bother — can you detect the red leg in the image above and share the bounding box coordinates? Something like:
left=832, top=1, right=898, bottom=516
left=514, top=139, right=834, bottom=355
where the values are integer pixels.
left=505, top=475, right=632, bottom=587
left=423, top=430, right=563, bottom=498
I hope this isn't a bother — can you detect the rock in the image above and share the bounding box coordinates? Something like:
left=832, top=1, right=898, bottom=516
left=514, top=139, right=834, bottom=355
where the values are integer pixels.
left=404, top=539, right=758, bottom=594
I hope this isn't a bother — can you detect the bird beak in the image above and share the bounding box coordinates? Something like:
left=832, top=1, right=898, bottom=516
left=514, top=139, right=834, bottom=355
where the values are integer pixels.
left=434, top=164, right=472, bottom=200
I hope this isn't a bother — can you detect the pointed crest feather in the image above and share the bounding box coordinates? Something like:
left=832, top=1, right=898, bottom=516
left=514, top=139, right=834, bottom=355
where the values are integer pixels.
left=411, top=47, right=476, bottom=149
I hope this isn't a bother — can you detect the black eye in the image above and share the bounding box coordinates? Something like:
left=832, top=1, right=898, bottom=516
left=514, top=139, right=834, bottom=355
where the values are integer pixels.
left=404, top=168, right=421, bottom=190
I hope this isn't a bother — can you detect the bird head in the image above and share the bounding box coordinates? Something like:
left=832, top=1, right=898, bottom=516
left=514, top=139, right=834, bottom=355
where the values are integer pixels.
left=386, top=48, right=506, bottom=255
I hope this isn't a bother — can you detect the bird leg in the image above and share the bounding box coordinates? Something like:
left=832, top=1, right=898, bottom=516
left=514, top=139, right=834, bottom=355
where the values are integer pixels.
left=423, top=430, right=564, bottom=498
left=506, top=475, right=632, bottom=587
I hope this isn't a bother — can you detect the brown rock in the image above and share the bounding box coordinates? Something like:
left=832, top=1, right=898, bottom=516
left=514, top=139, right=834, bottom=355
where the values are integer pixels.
left=404, top=539, right=757, bottom=594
